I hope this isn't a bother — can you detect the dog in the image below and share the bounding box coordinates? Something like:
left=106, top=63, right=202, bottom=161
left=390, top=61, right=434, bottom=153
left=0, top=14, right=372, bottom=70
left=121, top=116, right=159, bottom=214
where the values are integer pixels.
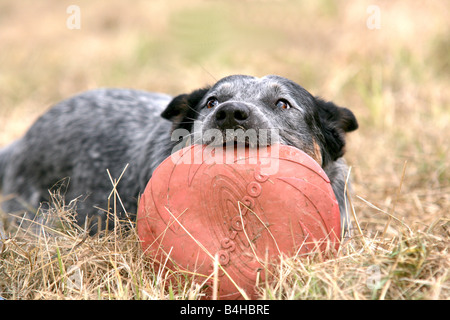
left=0, top=75, right=358, bottom=236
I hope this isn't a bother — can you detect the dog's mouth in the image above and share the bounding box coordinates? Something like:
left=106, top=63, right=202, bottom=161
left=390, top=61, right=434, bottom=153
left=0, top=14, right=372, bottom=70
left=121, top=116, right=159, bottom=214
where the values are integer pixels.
left=184, top=128, right=323, bottom=166
left=202, top=128, right=277, bottom=149
left=221, top=136, right=254, bottom=148
left=205, top=136, right=271, bottom=149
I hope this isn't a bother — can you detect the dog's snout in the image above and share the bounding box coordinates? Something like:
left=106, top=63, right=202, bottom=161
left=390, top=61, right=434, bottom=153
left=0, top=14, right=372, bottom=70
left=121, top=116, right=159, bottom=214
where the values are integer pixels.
left=214, top=102, right=250, bottom=128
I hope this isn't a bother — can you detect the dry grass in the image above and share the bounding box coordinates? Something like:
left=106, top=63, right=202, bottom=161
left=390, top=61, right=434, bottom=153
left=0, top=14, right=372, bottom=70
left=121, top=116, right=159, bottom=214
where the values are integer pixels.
left=0, top=193, right=448, bottom=300
left=0, top=0, right=449, bottom=299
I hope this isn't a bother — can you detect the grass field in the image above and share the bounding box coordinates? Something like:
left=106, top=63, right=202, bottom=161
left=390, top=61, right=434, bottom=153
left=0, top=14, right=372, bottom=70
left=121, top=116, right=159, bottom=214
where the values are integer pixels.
left=0, top=1, right=448, bottom=300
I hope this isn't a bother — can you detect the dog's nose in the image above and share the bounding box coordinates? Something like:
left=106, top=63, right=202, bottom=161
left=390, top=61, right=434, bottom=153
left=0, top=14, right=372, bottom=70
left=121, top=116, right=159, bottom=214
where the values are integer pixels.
left=214, top=102, right=250, bottom=129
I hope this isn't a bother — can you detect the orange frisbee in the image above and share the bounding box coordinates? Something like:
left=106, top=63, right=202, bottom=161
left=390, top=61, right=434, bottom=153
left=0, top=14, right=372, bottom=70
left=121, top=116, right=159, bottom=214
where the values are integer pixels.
left=137, top=144, right=341, bottom=299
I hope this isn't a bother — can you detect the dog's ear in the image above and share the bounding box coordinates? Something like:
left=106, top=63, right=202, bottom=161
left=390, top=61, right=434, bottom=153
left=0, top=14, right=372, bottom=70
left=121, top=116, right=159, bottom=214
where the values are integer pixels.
left=161, top=87, right=210, bottom=132
left=314, top=98, right=358, bottom=165
left=316, top=99, right=358, bottom=133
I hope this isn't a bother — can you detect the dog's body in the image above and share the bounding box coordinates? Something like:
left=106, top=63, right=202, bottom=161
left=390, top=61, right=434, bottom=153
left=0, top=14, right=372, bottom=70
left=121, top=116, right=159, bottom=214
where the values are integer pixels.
left=0, top=75, right=357, bottom=235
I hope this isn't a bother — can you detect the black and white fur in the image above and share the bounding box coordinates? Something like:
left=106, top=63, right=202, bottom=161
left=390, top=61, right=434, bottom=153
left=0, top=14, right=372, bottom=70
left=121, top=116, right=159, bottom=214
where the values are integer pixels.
left=0, top=75, right=358, bottom=235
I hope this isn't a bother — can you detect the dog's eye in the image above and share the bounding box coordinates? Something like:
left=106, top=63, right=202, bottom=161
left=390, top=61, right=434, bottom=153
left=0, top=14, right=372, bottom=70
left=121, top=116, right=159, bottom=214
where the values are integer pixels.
left=276, top=99, right=291, bottom=110
left=206, top=98, right=219, bottom=109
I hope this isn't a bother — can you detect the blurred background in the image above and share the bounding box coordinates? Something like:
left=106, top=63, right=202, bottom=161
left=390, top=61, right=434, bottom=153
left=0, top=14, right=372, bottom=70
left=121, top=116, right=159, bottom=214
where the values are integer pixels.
left=0, top=0, right=448, bottom=232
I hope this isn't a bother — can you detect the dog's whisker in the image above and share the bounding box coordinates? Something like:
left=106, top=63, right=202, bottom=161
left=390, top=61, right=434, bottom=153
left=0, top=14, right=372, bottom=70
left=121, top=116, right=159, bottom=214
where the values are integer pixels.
left=187, top=105, right=203, bottom=117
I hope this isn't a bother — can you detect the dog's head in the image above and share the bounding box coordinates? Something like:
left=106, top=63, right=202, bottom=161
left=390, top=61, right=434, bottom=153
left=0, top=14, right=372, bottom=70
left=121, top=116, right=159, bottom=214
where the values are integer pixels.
left=161, top=75, right=358, bottom=167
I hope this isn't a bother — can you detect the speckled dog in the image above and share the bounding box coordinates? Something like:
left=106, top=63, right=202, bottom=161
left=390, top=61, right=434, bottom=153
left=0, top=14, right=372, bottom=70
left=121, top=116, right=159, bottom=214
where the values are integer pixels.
left=0, top=75, right=358, bottom=235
